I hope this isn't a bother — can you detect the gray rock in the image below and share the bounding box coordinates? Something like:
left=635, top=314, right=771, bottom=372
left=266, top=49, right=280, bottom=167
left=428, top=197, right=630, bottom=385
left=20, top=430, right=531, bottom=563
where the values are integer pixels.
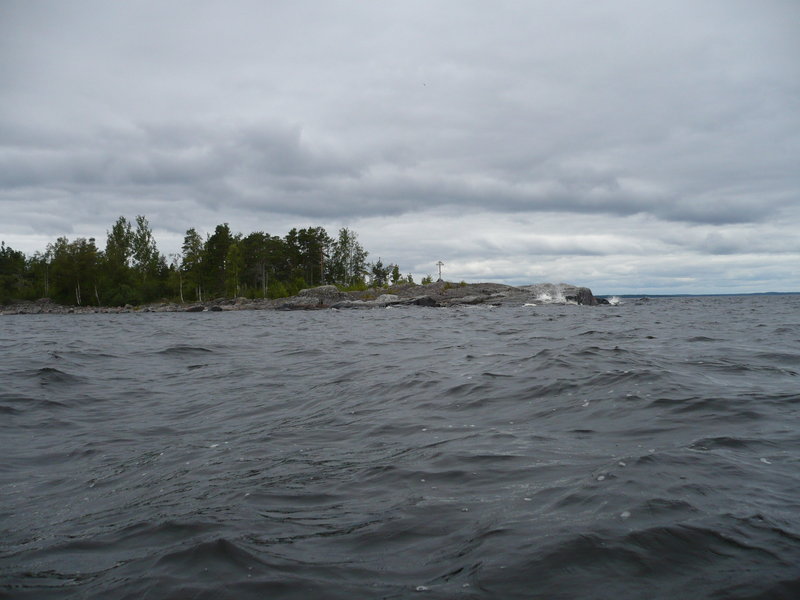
left=330, top=300, right=374, bottom=310
left=2, top=281, right=607, bottom=315
left=411, top=296, right=439, bottom=307
left=568, top=287, right=598, bottom=306
left=298, top=285, right=347, bottom=301
left=516, top=283, right=599, bottom=305
left=281, top=285, right=349, bottom=309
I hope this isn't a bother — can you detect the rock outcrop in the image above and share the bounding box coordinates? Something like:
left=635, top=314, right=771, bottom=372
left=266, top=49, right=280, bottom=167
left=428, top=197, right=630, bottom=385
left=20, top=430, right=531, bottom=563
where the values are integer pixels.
left=516, top=283, right=600, bottom=305
left=1, top=282, right=610, bottom=315
left=277, top=281, right=604, bottom=310
left=277, top=285, right=349, bottom=310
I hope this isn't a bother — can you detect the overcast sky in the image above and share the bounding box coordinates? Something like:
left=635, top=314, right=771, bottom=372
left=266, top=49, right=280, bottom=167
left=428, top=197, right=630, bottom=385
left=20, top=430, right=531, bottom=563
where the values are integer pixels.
left=2, top=0, right=798, bottom=294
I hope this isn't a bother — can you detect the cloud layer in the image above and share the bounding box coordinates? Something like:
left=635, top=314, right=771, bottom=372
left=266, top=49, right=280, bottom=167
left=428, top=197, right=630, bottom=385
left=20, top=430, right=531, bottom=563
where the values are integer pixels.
left=2, top=0, right=798, bottom=293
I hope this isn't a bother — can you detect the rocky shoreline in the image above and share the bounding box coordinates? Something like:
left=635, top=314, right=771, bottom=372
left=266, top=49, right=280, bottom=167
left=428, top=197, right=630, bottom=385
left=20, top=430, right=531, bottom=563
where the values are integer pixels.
left=1, top=282, right=608, bottom=315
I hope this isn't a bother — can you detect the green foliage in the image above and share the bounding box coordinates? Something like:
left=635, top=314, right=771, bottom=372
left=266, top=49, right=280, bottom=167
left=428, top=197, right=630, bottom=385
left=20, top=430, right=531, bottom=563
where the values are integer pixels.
left=3, top=217, right=406, bottom=306
left=421, top=274, right=433, bottom=285
left=337, top=280, right=369, bottom=292
left=132, top=215, right=160, bottom=284
left=283, top=226, right=331, bottom=287
left=328, top=228, right=368, bottom=287
left=181, top=227, right=205, bottom=301
left=225, top=240, right=244, bottom=297
left=204, top=223, right=234, bottom=297
left=267, top=280, right=289, bottom=300
left=104, top=284, right=138, bottom=307
left=24, top=252, right=50, bottom=299
left=370, top=257, right=399, bottom=288
left=105, top=217, right=133, bottom=272
left=46, top=236, right=103, bottom=305
left=0, top=241, right=27, bottom=304
left=240, top=231, right=283, bottom=297
left=102, top=216, right=134, bottom=297
left=287, top=276, right=309, bottom=297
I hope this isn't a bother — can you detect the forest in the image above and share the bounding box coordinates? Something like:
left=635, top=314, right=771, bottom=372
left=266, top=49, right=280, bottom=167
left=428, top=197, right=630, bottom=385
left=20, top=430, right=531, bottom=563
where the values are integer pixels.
left=0, top=216, right=414, bottom=306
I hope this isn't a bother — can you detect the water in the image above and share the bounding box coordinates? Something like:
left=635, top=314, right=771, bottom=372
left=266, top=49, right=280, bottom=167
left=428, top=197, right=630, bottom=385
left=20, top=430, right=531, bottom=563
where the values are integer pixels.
left=2, top=296, right=800, bottom=599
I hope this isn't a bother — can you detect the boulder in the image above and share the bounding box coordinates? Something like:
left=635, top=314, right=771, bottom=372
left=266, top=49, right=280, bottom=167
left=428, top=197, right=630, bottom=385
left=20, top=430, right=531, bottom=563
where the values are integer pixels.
left=411, top=296, right=439, bottom=307
left=330, top=300, right=375, bottom=310
left=519, top=283, right=599, bottom=305
left=441, top=294, right=492, bottom=306
left=280, top=285, right=349, bottom=309
left=571, top=287, right=598, bottom=306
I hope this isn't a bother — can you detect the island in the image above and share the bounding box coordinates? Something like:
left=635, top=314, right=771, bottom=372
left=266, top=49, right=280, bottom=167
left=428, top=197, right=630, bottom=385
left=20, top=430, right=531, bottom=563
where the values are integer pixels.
left=1, top=282, right=608, bottom=315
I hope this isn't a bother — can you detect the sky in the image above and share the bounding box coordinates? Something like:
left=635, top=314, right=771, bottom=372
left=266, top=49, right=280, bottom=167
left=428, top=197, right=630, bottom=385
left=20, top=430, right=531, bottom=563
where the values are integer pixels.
left=1, top=0, right=798, bottom=295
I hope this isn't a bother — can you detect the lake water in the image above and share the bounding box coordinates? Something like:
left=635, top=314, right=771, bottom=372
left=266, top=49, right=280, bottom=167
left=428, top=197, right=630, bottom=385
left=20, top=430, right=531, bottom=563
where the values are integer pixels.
left=2, top=296, right=800, bottom=599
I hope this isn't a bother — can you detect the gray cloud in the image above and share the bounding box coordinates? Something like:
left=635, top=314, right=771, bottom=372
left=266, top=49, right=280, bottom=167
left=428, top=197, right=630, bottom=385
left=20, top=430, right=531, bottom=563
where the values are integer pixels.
left=1, top=0, right=798, bottom=293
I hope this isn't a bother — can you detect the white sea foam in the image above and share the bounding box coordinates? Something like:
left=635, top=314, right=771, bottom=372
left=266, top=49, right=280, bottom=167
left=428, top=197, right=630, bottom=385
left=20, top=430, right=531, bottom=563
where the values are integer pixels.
left=519, top=283, right=578, bottom=304
left=535, top=291, right=568, bottom=304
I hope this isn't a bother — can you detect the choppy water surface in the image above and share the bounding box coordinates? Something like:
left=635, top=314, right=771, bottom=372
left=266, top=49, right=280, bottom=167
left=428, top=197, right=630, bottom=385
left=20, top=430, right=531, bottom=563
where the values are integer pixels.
left=2, top=296, right=800, bottom=599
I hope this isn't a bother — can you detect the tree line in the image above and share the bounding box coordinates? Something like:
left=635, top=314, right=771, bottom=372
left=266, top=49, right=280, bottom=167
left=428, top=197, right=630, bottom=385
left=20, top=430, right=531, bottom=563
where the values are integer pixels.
left=0, top=216, right=413, bottom=306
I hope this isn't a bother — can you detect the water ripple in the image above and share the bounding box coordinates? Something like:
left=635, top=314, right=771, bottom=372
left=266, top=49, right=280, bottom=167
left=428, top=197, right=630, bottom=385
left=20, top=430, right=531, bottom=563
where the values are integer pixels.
left=1, top=296, right=800, bottom=599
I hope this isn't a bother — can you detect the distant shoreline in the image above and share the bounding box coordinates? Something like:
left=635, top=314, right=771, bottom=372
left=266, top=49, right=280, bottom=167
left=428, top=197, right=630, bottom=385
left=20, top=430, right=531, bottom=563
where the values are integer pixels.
left=3, top=284, right=797, bottom=315
left=607, top=291, right=800, bottom=298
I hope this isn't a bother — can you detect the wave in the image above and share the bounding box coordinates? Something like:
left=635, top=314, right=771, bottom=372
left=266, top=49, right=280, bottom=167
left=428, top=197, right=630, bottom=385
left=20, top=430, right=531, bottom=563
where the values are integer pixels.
left=0, top=394, right=68, bottom=413
left=155, top=345, right=214, bottom=356
left=688, top=436, right=779, bottom=452
left=3, top=296, right=800, bottom=599
left=33, top=367, right=86, bottom=386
